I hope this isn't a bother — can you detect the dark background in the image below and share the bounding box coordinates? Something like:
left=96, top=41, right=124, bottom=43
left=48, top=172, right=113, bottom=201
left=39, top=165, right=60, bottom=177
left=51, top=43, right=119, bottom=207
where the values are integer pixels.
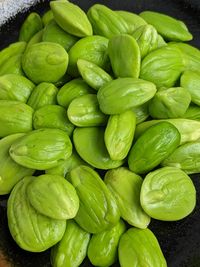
left=0, top=0, right=200, bottom=266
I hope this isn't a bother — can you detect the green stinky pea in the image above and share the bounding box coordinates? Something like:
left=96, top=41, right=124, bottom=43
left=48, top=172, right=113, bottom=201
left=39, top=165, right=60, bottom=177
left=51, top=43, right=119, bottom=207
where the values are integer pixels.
left=42, top=20, right=78, bottom=51
left=180, top=71, right=200, bottom=106
left=57, top=78, right=93, bottom=108
left=22, top=42, right=69, bottom=84
left=67, top=94, right=107, bottom=127
left=182, top=104, right=200, bottom=120
left=0, top=134, right=34, bottom=195
left=104, top=110, right=136, bottom=160
left=116, top=10, right=147, bottom=33
left=19, top=12, right=43, bottom=42
left=73, top=127, right=124, bottom=170
left=7, top=176, right=66, bottom=252
left=132, top=102, right=149, bottom=124
left=46, top=150, right=88, bottom=177
left=134, top=118, right=200, bottom=145
left=140, top=167, right=196, bottom=221
left=27, top=174, right=79, bottom=220
left=119, top=228, right=167, bottom=267
left=69, top=166, right=120, bottom=233
left=131, top=24, right=158, bottom=58
left=9, top=128, right=72, bottom=170
left=140, top=46, right=185, bottom=88
left=50, top=0, right=92, bottom=37
left=128, top=122, right=181, bottom=174
left=68, top=35, right=110, bottom=77
left=26, top=29, right=44, bottom=49
left=0, top=74, right=35, bottom=102
left=104, top=167, right=150, bottom=229
left=87, top=4, right=129, bottom=38
left=97, top=77, right=156, bottom=115
left=42, top=10, right=54, bottom=26
left=27, top=82, right=58, bottom=110
left=168, top=42, right=200, bottom=72
left=33, top=105, right=74, bottom=135
left=88, top=220, right=126, bottom=267
left=51, top=220, right=90, bottom=267
left=149, top=87, right=191, bottom=119
left=0, top=42, right=26, bottom=76
left=162, top=140, right=200, bottom=174
left=0, top=100, right=33, bottom=138
left=77, top=59, right=112, bottom=91
left=140, top=11, right=192, bottom=41
left=108, top=34, right=140, bottom=78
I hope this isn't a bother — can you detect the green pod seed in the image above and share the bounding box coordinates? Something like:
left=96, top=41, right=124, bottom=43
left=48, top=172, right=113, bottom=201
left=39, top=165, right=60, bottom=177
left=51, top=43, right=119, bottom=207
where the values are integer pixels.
left=51, top=220, right=90, bottom=267
left=9, top=128, right=72, bottom=170
left=97, top=78, right=156, bottom=115
left=140, top=11, right=192, bottom=41
left=22, top=42, right=69, bottom=84
left=67, top=94, right=107, bottom=127
left=0, top=134, right=34, bottom=195
left=128, top=122, right=181, bottom=174
left=33, top=105, right=74, bottom=135
left=57, top=78, right=93, bottom=108
left=104, top=167, right=150, bottom=229
left=42, top=10, right=54, bottom=26
left=87, top=4, right=129, bottom=38
left=135, top=118, right=200, bottom=145
left=88, top=220, right=126, bottom=267
left=108, top=34, right=140, bottom=78
left=168, top=42, right=200, bottom=72
left=131, top=24, right=158, bottom=58
left=26, top=29, right=44, bottom=49
left=0, top=100, right=33, bottom=138
left=77, top=59, right=112, bottom=90
left=132, top=102, right=149, bottom=124
left=68, top=35, right=110, bottom=77
left=140, top=46, right=185, bottom=88
left=0, top=54, right=24, bottom=76
left=46, top=150, right=87, bottom=177
left=162, top=140, right=200, bottom=174
left=180, top=71, right=200, bottom=106
left=0, top=74, right=35, bottom=102
left=7, top=176, right=66, bottom=252
left=27, top=82, right=58, bottom=110
left=69, top=165, right=120, bottom=233
left=149, top=87, right=191, bottom=119
left=105, top=110, right=136, bottom=160
left=73, top=127, right=124, bottom=170
left=182, top=104, right=200, bottom=120
left=119, top=228, right=167, bottom=267
left=0, top=42, right=26, bottom=74
left=19, top=12, right=43, bottom=42
left=42, top=20, right=78, bottom=51
left=50, top=0, right=92, bottom=37
left=116, top=10, right=147, bottom=33
left=140, top=167, right=196, bottom=221
left=27, top=174, right=79, bottom=220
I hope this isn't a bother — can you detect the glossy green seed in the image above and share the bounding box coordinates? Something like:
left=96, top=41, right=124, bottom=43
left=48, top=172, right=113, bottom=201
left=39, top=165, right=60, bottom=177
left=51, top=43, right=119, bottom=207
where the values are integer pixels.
left=108, top=34, right=140, bottom=78
left=105, top=167, right=150, bottom=229
left=9, top=128, right=72, bottom=170
left=77, top=59, right=112, bottom=90
left=50, top=0, right=93, bottom=37
left=67, top=94, right=107, bottom=127
left=140, top=167, right=196, bottom=221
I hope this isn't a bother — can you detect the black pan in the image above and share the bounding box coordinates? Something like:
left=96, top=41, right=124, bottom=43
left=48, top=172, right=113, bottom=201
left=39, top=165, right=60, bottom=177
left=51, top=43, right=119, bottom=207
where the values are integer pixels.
left=0, top=1, right=200, bottom=266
